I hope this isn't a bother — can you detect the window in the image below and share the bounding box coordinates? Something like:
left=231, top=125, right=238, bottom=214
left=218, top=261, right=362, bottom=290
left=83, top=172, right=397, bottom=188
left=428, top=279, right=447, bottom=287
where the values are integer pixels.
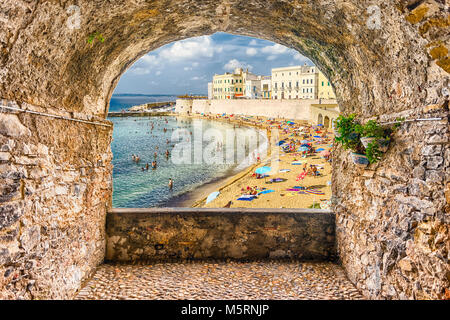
left=303, top=79, right=305, bottom=84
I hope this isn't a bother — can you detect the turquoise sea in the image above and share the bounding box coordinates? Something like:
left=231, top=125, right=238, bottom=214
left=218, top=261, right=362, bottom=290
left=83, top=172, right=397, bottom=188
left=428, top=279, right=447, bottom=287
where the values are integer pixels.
left=110, top=116, right=267, bottom=208
left=109, top=94, right=178, bottom=112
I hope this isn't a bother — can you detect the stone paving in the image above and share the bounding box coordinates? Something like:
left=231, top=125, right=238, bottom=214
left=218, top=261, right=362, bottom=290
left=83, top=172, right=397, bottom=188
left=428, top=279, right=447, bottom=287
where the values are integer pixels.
left=75, top=261, right=365, bottom=300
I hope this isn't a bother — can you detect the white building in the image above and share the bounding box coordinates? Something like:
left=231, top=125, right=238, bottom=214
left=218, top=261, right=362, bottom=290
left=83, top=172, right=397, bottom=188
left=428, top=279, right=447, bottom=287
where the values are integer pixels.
left=207, top=82, right=213, bottom=100
left=271, top=64, right=319, bottom=100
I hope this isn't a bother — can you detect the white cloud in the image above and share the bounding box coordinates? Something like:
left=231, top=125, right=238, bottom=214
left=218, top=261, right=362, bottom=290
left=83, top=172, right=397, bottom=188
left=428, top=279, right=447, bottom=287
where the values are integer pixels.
left=159, top=36, right=217, bottom=62
left=140, top=55, right=158, bottom=65
left=261, top=43, right=289, bottom=55
left=246, top=47, right=257, bottom=56
left=249, top=39, right=258, bottom=46
left=266, top=55, right=276, bottom=61
left=155, top=71, right=162, bottom=76
left=223, top=59, right=253, bottom=71
left=190, top=76, right=205, bottom=81
left=293, top=52, right=304, bottom=61
left=130, top=67, right=151, bottom=75
left=184, top=67, right=193, bottom=71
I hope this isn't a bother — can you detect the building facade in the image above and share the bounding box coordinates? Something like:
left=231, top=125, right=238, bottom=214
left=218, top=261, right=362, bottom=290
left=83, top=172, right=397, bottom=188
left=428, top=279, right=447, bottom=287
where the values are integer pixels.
left=317, top=72, right=336, bottom=99
left=271, top=64, right=335, bottom=100
left=260, top=76, right=272, bottom=99
left=212, top=68, right=245, bottom=100
left=207, top=82, right=213, bottom=100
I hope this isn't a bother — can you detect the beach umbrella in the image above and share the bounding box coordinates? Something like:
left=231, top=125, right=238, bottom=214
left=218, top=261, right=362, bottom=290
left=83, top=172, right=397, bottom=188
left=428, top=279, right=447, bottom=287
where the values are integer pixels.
left=313, top=135, right=321, bottom=138
left=255, top=166, right=272, bottom=175
left=317, top=124, right=324, bottom=127
left=316, top=148, right=325, bottom=152
left=300, top=144, right=310, bottom=148
left=277, top=140, right=286, bottom=146
left=301, top=140, right=308, bottom=144
left=298, top=146, right=309, bottom=152
left=206, top=191, right=220, bottom=204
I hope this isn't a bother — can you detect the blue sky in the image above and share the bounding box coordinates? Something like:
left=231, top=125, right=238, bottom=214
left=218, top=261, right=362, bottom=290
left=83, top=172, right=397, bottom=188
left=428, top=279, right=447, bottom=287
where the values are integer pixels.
left=114, top=32, right=313, bottom=95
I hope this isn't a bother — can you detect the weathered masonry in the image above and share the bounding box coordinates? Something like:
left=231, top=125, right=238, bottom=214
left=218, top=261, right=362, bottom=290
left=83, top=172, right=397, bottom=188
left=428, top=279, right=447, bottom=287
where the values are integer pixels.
left=106, top=208, right=336, bottom=262
left=0, top=0, right=449, bottom=300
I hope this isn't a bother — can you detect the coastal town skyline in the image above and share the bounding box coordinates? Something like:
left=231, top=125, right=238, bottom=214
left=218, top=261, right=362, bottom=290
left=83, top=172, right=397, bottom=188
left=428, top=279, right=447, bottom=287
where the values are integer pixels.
left=114, top=32, right=314, bottom=95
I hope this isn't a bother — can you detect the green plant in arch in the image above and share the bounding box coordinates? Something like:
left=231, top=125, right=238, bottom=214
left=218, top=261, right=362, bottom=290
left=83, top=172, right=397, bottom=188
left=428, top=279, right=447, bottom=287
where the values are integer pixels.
left=334, top=114, right=364, bottom=153
left=365, top=140, right=383, bottom=164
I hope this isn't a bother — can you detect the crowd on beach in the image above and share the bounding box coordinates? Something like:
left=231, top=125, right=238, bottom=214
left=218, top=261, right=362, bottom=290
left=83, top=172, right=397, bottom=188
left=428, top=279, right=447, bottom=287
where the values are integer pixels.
left=126, top=112, right=334, bottom=209
left=190, top=112, right=334, bottom=210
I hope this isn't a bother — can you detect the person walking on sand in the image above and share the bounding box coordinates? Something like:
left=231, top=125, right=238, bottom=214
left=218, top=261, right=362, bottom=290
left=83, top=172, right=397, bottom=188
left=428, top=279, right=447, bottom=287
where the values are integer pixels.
left=168, top=178, right=173, bottom=191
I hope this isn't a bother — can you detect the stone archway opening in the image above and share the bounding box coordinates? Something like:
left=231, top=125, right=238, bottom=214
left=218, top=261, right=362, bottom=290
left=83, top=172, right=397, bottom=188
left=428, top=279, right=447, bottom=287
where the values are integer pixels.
left=318, top=113, right=324, bottom=125
left=324, top=116, right=330, bottom=128
left=0, top=1, right=448, bottom=300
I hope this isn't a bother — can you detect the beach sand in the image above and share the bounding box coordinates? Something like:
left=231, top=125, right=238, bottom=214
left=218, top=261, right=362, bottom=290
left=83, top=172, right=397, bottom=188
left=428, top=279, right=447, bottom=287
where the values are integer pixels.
left=181, top=113, right=334, bottom=210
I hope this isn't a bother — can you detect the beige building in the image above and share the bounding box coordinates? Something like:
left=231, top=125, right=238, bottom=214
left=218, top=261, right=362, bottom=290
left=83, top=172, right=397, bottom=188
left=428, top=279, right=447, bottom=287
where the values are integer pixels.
left=212, top=68, right=245, bottom=99
left=317, top=72, right=336, bottom=99
left=271, top=64, right=335, bottom=100
left=261, top=76, right=272, bottom=99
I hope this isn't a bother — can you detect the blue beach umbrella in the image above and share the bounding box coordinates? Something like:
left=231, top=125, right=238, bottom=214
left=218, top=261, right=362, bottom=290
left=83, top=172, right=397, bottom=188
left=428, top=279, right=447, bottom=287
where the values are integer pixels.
left=317, top=124, right=324, bottom=127
left=255, top=166, right=272, bottom=175
left=313, top=135, right=321, bottom=138
left=301, top=140, right=308, bottom=144
left=277, top=140, right=286, bottom=146
left=316, top=148, right=325, bottom=152
left=298, top=146, right=309, bottom=152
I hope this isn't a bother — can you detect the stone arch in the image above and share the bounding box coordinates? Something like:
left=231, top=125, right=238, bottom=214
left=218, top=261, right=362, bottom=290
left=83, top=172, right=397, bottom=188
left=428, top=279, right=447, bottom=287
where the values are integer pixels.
left=324, top=116, right=330, bottom=128
left=0, top=1, right=448, bottom=300
left=318, top=113, right=323, bottom=125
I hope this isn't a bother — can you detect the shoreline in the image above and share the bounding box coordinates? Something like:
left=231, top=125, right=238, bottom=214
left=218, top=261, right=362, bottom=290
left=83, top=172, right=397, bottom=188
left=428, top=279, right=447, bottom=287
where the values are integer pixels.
left=166, top=115, right=269, bottom=208
left=179, top=112, right=332, bottom=209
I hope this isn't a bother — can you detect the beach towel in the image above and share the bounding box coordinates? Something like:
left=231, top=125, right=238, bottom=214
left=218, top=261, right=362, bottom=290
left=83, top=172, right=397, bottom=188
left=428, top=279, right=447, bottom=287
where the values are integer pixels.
left=279, top=169, right=291, bottom=173
left=292, top=161, right=306, bottom=165
left=258, top=189, right=275, bottom=195
left=296, top=172, right=307, bottom=181
left=237, top=195, right=257, bottom=201
left=305, top=189, right=325, bottom=195
left=286, top=188, right=301, bottom=192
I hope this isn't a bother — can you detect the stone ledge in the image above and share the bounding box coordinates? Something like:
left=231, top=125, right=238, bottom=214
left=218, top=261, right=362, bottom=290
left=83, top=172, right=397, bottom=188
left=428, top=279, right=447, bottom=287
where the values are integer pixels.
left=106, top=208, right=336, bottom=262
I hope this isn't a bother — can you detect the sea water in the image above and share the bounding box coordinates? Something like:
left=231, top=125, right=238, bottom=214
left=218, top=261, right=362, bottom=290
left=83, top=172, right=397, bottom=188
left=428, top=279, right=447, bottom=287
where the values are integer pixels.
left=110, top=116, right=266, bottom=208
left=109, top=94, right=177, bottom=112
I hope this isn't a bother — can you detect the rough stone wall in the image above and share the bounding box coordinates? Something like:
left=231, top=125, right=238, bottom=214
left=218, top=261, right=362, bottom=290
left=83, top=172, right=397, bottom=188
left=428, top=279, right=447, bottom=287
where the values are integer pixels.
left=333, top=105, right=449, bottom=300
left=0, top=0, right=448, bottom=299
left=0, top=100, right=113, bottom=299
left=106, top=208, right=336, bottom=262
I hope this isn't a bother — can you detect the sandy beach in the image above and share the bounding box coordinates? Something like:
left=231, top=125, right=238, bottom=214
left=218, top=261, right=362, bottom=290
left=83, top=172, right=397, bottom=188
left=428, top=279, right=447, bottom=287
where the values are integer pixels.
left=178, top=113, right=334, bottom=210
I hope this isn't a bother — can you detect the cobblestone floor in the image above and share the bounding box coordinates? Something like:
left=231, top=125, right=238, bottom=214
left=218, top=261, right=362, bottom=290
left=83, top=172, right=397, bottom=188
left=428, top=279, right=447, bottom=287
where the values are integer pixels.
left=75, top=261, right=365, bottom=300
